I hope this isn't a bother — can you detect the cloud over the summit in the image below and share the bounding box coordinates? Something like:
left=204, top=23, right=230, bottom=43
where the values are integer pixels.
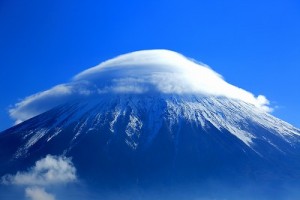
left=9, top=50, right=272, bottom=124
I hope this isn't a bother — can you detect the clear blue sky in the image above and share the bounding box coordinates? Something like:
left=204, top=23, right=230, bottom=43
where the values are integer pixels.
left=0, top=0, right=300, bottom=131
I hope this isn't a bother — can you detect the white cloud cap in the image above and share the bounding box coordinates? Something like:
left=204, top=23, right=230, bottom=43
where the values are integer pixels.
left=2, top=155, right=76, bottom=185
left=9, top=49, right=272, bottom=124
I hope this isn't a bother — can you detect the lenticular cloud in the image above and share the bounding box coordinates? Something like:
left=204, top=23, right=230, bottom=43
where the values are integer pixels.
left=9, top=49, right=272, bottom=124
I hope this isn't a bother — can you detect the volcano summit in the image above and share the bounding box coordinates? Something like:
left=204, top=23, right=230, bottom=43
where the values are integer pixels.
left=1, top=50, right=300, bottom=199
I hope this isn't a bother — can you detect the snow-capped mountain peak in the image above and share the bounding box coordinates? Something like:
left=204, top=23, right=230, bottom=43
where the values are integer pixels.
left=2, top=50, right=300, bottom=200
left=9, top=50, right=271, bottom=125
left=74, top=49, right=270, bottom=110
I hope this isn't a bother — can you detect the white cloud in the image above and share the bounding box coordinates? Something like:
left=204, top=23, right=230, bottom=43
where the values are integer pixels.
left=25, top=187, right=55, bottom=200
left=2, top=155, right=76, bottom=185
left=9, top=82, right=97, bottom=124
left=2, top=155, right=76, bottom=200
left=9, top=49, right=272, bottom=124
left=9, top=84, right=74, bottom=124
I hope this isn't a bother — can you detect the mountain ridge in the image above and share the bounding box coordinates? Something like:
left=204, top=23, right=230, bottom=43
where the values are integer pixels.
left=1, top=50, right=300, bottom=199
left=1, top=93, right=300, bottom=186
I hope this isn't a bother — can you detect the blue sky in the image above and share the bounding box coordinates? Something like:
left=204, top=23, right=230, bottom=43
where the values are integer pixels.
left=0, top=0, right=300, bottom=131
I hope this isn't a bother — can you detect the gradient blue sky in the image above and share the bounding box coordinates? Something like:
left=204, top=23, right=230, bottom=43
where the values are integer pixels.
left=0, top=0, right=300, bottom=131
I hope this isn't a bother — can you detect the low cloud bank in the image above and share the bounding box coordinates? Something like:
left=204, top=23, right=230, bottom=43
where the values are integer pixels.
left=2, top=155, right=77, bottom=200
left=25, top=187, right=55, bottom=200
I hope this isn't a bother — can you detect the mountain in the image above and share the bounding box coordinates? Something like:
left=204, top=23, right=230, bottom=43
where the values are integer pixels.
left=1, top=50, right=300, bottom=199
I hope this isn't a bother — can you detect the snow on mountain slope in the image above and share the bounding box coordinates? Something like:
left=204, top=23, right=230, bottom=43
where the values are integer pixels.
left=4, top=93, right=299, bottom=161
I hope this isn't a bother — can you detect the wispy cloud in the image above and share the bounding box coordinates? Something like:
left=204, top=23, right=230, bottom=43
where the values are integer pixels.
left=2, top=155, right=76, bottom=185
left=2, top=155, right=77, bottom=200
left=9, top=49, right=272, bottom=124
left=25, top=187, right=55, bottom=200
